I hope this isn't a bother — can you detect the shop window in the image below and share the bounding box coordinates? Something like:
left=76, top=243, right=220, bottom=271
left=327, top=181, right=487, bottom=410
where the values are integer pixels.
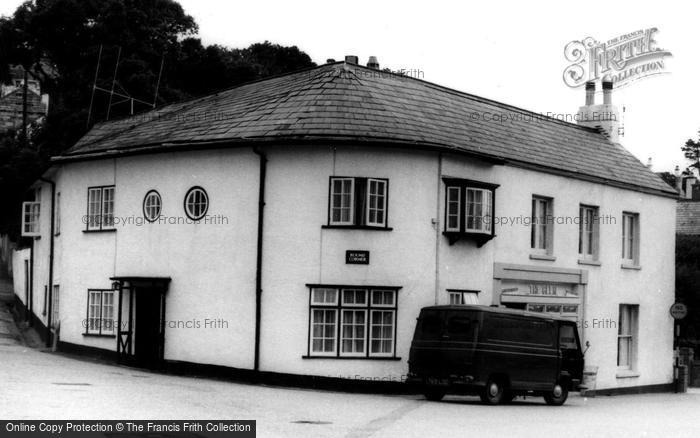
left=307, top=286, right=399, bottom=358
left=327, top=177, right=389, bottom=229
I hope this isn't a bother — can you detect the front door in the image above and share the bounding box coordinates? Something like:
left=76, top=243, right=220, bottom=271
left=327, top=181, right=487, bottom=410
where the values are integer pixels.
left=134, top=290, right=164, bottom=367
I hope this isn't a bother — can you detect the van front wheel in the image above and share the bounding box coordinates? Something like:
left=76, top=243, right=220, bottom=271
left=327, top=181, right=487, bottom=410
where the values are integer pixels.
left=543, top=382, right=569, bottom=406
left=424, top=387, right=446, bottom=401
left=479, top=378, right=505, bottom=405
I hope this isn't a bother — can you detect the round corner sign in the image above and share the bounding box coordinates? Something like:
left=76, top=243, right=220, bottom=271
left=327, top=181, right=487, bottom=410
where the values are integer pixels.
left=670, top=303, right=688, bottom=320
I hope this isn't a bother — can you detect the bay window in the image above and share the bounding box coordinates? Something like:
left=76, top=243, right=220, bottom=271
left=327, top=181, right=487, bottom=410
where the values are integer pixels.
left=442, top=178, right=498, bottom=245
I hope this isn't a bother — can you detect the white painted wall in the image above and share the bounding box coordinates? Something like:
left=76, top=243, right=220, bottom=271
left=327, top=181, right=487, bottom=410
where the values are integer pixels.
left=21, top=143, right=675, bottom=391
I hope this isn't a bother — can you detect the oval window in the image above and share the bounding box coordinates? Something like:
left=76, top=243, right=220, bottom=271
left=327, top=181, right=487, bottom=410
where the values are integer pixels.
left=184, top=186, right=208, bottom=220
left=143, top=190, right=162, bottom=222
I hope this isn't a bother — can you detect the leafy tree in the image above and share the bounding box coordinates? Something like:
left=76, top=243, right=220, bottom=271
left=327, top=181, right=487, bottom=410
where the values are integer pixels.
left=682, top=131, right=700, bottom=173
left=0, top=0, right=316, bottom=240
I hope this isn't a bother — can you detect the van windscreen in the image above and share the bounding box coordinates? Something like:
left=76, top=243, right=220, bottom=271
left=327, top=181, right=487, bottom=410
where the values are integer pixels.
left=559, top=324, right=579, bottom=350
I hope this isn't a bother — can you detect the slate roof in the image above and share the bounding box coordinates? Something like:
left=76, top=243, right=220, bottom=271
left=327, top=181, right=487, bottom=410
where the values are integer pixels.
left=59, top=62, right=676, bottom=197
left=677, top=201, right=700, bottom=235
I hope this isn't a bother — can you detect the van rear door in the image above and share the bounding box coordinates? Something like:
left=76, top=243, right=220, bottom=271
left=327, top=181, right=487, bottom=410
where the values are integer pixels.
left=409, top=309, right=446, bottom=378
left=558, top=321, right=584, bottom=384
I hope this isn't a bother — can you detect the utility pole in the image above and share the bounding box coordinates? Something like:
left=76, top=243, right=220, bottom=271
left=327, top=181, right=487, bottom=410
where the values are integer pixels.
left=22, top=67, right=28, bottom=148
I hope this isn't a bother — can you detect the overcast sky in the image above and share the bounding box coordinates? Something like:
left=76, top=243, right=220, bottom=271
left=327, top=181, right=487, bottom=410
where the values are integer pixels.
left=3, top=0, right=697, bottom=173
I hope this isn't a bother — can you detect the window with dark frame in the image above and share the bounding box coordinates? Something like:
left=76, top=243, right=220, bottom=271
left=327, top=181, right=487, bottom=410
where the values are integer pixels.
left=86, top=289, right=115, bottom=336
left=143, top=190, right=162, bottom=222
left=328, top=177, right=389, bottom=228
left=86, top=186, right=115, bottom=231
left=442, top=178, right=497, bottom=245
left=307, top=286, right=399, bottom=358
left=184, top=186, right=209, bottom=220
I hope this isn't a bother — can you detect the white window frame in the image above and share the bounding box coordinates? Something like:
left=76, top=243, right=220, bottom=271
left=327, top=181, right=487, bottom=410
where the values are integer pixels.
left=21, top=201, right=41, bottom=237
left=341, top=309, right=367, bottom=356
left=448, top=290, right=479, bottom=305
left=184, top=186, right=209, bottom=220
left=308, top=287, right=398, bottom=358
left=370, top=309, right=395, bottom=357
left=86, top=289, right=115, bottom=336
left=329, top=178, right=355, bottom=226
left=366, top=179, right=387, bottom=227
left=446, top=186, right=461, bottom=232
left=86, top=186, right=115, bottom=231
left=465, top=188, right=492, bottom=233
left=531, top=196, right=552, bottom=254
left=579, top=205, right=599, bottom=260
left=143, top=190, right=162, bottom=222
left=617, top=304, right=638, bottom=370
left=622, top=212, right=640, bottom=265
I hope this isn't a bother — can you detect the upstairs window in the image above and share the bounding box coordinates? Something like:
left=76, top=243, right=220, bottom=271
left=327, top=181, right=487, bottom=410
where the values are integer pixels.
left=184, top=186, right=208, bottom=220
left=442, top=178, right=498, bottom=245
left=328, top=177, right=389, bottom=228
left=86, top=186, right=115, bottom=231
left=22, top=201, right=41, bottom=237
left=622, top=212, right=640, bottom=265
left=579, top=205, right=599, bottom=261
left=143, top=190, right=162, bottom=222
left=531, top=196, right=553, bottom=255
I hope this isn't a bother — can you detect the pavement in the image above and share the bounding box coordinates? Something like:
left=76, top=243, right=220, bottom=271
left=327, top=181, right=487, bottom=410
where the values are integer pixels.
left=1, top=276, right=700, bottom=437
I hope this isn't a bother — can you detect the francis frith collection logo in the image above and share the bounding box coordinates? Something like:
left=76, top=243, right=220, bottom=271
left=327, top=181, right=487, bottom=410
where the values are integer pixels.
left=563, top=27, right=672, bottom=88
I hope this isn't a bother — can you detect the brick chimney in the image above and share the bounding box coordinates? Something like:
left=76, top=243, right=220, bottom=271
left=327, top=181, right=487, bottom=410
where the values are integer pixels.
left=577, top=77, right=620, bottom=143
left=344, top=55, right=359, bottom=65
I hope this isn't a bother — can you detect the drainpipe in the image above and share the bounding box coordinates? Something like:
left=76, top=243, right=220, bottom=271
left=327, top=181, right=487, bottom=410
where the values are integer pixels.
left=252, top=147, right=267, bottom=371
left=39, top=176, right=55, bottom=347
left=435, top=153, right=442, bottom=305
left=28, top=241, right=33, bottom=323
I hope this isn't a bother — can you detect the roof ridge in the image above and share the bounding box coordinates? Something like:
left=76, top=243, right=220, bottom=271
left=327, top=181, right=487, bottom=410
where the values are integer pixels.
left=344, top=63, right=601, bottom=133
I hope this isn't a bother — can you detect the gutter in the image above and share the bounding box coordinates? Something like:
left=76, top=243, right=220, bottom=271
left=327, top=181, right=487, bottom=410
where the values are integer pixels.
left=39, top=176, right=56, bottom=347
left=252, top=147, right=267, bottom=371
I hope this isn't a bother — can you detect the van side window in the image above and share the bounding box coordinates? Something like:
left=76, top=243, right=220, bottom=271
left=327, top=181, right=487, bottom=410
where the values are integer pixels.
left=447, top=315, right=476, bottom=341
left=559, top=324, right=578, bottom=349
left=483, top=316, right=555, bottom=346
left=418, top=313, right=443, bottom=340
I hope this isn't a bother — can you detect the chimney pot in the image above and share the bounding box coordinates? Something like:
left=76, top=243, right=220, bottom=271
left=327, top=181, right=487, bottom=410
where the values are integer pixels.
left=646, top=157, right=653, bottom=170
left=585, top=81, right=595, bottom=106
left=367, top=56, right=380, bottom=69
left=344, top=55, right=359, bottom=65
left=602, top=76, right=613, bottom=105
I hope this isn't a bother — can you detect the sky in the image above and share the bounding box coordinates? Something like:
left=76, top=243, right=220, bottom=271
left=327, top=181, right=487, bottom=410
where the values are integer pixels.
left=2, top=0, right=698, bottom=174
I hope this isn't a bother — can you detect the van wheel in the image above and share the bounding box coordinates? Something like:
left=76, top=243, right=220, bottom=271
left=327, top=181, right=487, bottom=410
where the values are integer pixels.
left=480, top=377, right=506, bottom=405
left=544, top=382, right=569, bottom=406
left=424, top=387, right=446, bottom=401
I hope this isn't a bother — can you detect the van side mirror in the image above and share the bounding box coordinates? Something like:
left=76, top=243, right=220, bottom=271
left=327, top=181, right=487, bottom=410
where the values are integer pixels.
left=583, top=340, right=591, bottom=355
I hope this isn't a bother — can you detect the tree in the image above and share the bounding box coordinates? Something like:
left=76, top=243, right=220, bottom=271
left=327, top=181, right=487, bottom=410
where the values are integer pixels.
left=0, top=0, right=316, bottom=240
left=682, top=130, right=700, bottom=173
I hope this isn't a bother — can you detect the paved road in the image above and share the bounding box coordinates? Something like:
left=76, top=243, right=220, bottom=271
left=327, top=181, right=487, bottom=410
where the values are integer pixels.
left=1, top=293, right=699, bottom=437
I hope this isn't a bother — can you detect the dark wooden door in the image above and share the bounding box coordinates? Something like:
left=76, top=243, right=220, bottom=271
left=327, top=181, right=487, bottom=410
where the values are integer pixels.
left=134, top=291, right=163, bottom=367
